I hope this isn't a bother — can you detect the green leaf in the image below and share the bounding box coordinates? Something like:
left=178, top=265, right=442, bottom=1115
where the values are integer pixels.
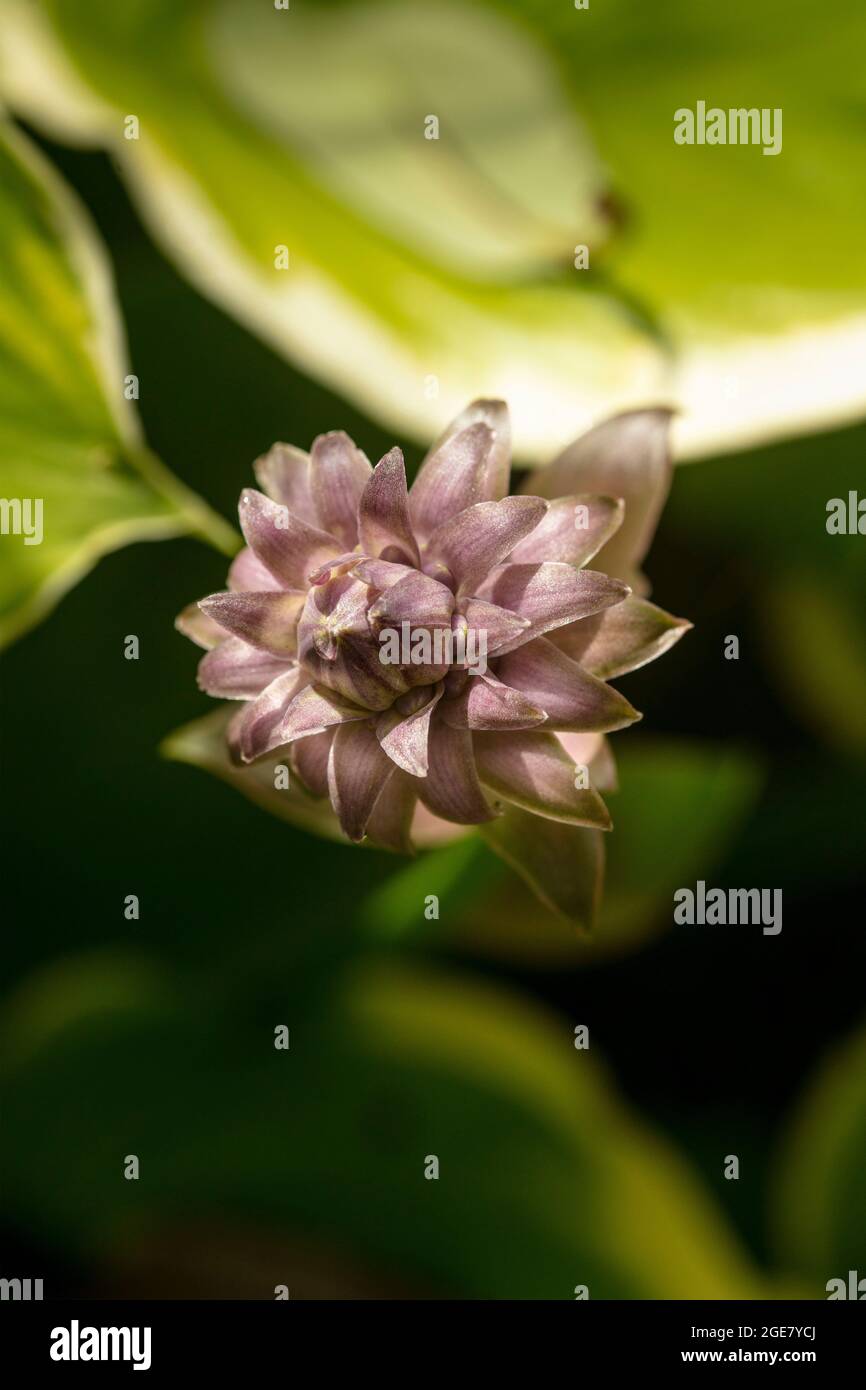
left=0, top=118, right=235, bottom=646
left=0, top=950, right=765, bottom=1297
left=3, top=0, right=865, bottom=458
left=773, top=1022, right=866, bottom=1293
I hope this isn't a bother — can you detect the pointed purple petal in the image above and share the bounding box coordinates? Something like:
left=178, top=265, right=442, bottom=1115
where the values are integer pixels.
left=551, top=595, right=692, bottom=678
left=165, top=707, right=343, bottom=837
left=480, top=807, right=604, bottom=929
left=253, top=442, right=317, bottom=523
left=298, top=576, right=407, bottom=710
left=289, top=728, right=334, bottom=798
left=256, top=682, right=367, bottom=762
left=235, top=668, right=308, bottom=763
left=495, top=637, right=641, bottom=732
left=298, top=575, right=370, bottom=657
left=238, top=678, right=365, bottom=765
left=301, top=638, right=407, bottom=710
left=479, top=563, right=629, bottom=653
left=197, top=637, right=293, bottom=699
left=367, top=569, right=455, bottom=634
left=416, top=399, right=511, bottom=511
left=458, top=599, right=529, bottom=654
left=423, top=495, right=548, bottom=596
left=358, top=446, right=420, bottom=566
left=328, top=720, right=396, bottom=841
left=228, top=545, right=283, bottom=593
left=506, top=494, right=624, bottom=569
left=524, top=409, right=674, bottom=591
left=199, top=590, right=305, bottom=657
left=239, top=488, right=342, bottom=588
left=309, top=430, right=372, bottom=548
left=370, top=597, right=459, bottom=692
left=409, top=421, right=498, bottom=541
left=441, top=673, right=546, bottom=731
left=473, top=730, right=612, bottom=828
left=365, top=770, right=418, bottom=854
left=308, top=552, right=365, bottom=586
left=376, top=685, right=443, bottom=777
left=416, top=719, right=496, bottom=824
left=351, top=558, right=415, bottom=591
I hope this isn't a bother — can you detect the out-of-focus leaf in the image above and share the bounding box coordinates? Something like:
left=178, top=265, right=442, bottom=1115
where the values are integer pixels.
left=773, top=1023, right=866, bottom=1293
left=0, top=949, right=174, bottom=1074
left=170, top=723, right=762, bottom=960
left=0, top=951, right=765, bottom=1297
left=760, top=577, right=866, bottom=752
left=499, top=0, right=866, bottom=454
left=360, top=834, right=497, bottom=942
left=163, top=707, right=473, bottom=853
left=161, top=707, right=346, bottom=844
left=0, top=0, right=662, bottom=464
left=212, top=0, right=611, bottom=281
left=6, top=0, right=866, bottom=456
left=449, top=741, right=763, bottom=963
left=481, top=807, right=604, bottom=932
left=0, top=118, right=235, bottom=647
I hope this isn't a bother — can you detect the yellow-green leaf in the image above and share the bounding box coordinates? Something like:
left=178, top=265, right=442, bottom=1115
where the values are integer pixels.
left=774, top=1023, right=866, bottom=1294
left=0, top=117, right=235, bottom=647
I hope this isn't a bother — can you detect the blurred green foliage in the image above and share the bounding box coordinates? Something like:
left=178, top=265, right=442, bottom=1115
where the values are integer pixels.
left=775, top=1024, right=866, bottom=1288
left=1, top=951, right=766, bottom=1298
left=0, top=120, right=234, bottom=644
left=362, top=741, right=762, bottom=964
